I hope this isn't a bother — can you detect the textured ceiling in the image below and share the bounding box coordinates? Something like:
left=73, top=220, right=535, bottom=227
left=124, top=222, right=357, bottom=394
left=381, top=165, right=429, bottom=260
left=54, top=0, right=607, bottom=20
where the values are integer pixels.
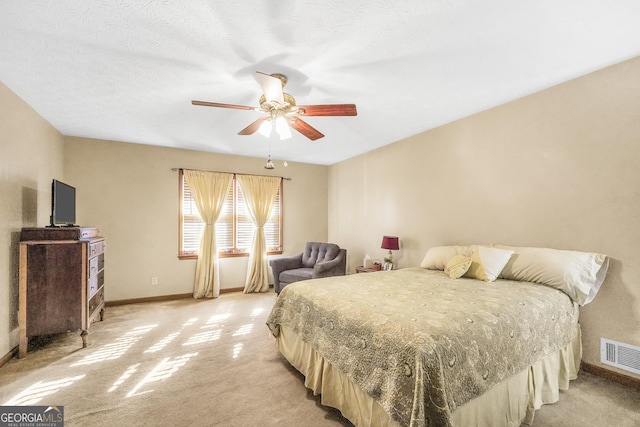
left=1, top=1, right=639, bottom=166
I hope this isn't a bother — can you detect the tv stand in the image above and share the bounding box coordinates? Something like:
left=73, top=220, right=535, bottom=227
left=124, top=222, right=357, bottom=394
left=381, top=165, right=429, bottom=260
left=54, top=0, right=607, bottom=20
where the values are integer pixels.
left=18, top=227, right=106, bottom=357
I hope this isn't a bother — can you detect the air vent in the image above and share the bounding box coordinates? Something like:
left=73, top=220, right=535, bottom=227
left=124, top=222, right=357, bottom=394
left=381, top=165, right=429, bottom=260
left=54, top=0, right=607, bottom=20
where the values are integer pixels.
left=600, top=338, right=640, bottom=375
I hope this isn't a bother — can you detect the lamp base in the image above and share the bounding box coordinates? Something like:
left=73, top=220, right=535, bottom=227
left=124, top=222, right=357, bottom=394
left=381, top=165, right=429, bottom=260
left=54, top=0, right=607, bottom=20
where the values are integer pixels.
left=384, top=250, right=394, bottom=270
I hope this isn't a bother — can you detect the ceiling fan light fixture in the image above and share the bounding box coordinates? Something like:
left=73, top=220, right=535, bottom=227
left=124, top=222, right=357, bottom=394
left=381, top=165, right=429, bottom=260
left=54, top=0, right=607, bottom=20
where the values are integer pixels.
left=258, top=119, right=272, bottom=137
left=275, top=116, right=292, bottom=140
left=192, top=71, right=357, bottom=141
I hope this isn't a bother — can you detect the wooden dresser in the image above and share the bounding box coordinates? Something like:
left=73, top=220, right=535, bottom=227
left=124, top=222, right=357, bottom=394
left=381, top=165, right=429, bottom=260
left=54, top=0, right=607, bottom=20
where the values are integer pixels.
left=18, top=227, right=106, bottom=357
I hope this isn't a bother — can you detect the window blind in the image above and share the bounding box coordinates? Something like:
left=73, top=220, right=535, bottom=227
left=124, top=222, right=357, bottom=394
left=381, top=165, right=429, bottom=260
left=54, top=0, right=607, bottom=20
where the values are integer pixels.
left=179, top=172, right=282, bottom=257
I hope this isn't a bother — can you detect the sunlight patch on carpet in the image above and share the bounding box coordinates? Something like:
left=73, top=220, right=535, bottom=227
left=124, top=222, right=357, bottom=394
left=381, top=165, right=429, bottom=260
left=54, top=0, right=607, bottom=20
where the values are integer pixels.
left=203, top=313, right=231, bottom=328
left=126, top=353, right=198, bottom=398
left=183, top=329, right=222, bottom=346
left=3, top=375, right=85, bottom=406
left=183, top=318, right=198, bottom=326
left=232, top=324, right=254, bottom=336
left=145, top=331, right=182, bottom=353
left=233, top=343, right=243, bottom=359
left=108, top=364, right=140, bottom=393
left=70, top=325, right=156, bottom=367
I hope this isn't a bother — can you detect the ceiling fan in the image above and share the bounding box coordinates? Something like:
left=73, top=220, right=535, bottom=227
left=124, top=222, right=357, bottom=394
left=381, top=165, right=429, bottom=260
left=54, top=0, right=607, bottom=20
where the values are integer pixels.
left=192, top=72, right=357, bottom=141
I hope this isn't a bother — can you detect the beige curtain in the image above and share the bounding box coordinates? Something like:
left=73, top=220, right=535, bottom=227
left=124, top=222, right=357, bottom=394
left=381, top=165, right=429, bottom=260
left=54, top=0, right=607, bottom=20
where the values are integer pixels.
left=237, top=175, right=281, bottom=293
left=184, top=170, right=233, bottom=299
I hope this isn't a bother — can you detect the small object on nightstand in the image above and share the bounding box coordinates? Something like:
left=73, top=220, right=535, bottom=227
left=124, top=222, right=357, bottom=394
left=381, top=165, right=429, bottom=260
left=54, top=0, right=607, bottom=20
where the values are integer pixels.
left=363, top=254, right=373, bottom=268
left=381, top=236, right=399, bottom=270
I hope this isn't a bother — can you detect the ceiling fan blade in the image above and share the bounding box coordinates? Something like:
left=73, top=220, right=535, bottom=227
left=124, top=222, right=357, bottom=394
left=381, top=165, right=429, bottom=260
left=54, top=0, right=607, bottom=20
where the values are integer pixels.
left=289, top=116, right=325, bottom=141
left=192, top=100, right=254, bottom=110
left=238, top=116, right=268, bottom=135
left=296, top=104, right=357, bottom=116
left=255, top=72, right=285, bottom=105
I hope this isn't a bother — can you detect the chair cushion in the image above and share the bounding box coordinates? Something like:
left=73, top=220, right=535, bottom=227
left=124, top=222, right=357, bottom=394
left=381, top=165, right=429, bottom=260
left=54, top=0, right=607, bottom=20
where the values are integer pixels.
left=279, top=268, right=314, bottom=284
left=302, top=242, right=341, bottom=268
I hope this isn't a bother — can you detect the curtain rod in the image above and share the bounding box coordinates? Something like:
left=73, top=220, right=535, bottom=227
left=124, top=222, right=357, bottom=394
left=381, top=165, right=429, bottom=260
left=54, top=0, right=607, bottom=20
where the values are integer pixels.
left=171, top=167, right=292, bottom=181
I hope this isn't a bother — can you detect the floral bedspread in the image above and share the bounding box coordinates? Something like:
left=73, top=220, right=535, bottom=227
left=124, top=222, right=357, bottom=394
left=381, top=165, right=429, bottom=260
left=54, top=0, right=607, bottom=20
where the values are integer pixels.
left=266, top=267, right=579, bottom=427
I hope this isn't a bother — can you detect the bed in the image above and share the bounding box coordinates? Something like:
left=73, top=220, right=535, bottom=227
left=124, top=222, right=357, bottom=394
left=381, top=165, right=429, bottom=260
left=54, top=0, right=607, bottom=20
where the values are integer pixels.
left=266, top=245, right=609, bottom=427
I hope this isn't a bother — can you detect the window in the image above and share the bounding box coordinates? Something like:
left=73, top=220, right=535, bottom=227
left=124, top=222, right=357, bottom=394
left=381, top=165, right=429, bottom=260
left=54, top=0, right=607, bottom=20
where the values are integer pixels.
left=178, top=170, right=283, bottom=259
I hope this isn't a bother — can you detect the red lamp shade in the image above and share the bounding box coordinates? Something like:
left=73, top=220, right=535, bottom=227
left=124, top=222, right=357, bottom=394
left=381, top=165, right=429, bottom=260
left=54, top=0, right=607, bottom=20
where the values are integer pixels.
left=381, top=236, right=399, bottom=251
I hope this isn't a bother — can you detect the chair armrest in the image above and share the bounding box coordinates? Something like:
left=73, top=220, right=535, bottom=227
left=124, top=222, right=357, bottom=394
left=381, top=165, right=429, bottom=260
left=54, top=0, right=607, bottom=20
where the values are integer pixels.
left=270, top=253, right=304, bottom=271
left=269, top=254, right=303, bottom=288
left=313, top=249, right=347, bottom=278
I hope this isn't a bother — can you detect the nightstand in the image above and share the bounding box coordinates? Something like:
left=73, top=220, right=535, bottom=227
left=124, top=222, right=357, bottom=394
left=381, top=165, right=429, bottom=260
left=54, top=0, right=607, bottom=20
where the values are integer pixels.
left=355, top=266, right=380, bottom=273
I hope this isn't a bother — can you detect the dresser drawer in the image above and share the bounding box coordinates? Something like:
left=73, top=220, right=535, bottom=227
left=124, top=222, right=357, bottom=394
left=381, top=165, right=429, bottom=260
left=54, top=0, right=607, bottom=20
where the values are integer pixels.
left=88, top=286, right=105, bottom=318
left=88, top=275, right=98, bottom=298
left=89, top=240, right=105, bottom=257
left=88, top=269, right=105, bottom=297
left=88, top=253, right=104, bottom=277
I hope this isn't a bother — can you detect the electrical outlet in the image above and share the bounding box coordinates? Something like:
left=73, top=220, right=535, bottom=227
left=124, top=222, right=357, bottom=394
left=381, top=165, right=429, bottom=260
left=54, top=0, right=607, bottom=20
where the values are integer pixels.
left=151, top=277, right=158, bottom=285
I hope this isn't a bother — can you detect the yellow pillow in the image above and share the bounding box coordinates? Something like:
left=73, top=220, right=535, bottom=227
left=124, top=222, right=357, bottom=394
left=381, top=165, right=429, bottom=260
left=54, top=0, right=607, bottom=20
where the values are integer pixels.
left=444, top=254, right=473, bottom=279
left=464, top=246, right=514, bottom=282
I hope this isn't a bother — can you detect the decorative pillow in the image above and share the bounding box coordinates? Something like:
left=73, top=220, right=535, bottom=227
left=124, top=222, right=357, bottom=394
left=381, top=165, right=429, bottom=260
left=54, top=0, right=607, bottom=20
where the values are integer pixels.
left=420, top=245, right=474, bottom=270
left=496, top=245, right=609, bottom=305
left=463, top=246, right=514, bottom=282
left=444, top=254, right=473, bottom=279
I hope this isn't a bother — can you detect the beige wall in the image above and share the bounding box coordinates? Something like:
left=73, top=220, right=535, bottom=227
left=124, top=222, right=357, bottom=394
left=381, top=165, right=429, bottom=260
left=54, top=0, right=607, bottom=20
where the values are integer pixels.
left=0, top=81, right=65, bottom=356
left=329, top=56, right=640, bottom=379
left=63, top=138, right=328, bottom=301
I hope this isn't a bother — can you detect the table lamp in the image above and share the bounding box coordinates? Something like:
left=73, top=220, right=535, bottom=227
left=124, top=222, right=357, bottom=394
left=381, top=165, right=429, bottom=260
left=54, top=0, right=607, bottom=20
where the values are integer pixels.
left=381, top=236, right=399, bottom=268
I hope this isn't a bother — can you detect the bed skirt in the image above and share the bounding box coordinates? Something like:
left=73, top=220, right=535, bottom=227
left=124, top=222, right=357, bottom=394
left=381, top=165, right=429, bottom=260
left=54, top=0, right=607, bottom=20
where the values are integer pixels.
left=274, top=324, right=582, bottom=427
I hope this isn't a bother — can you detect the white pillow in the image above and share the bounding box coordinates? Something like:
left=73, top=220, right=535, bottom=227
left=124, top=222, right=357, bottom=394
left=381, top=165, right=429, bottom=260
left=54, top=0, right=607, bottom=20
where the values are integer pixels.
left=463, top=246, right=514, bottom=282
left=497, top=246, right=608, bottom=305
left=420, top=245, right=474, bottom=270
left=444, top=254, right=473, bottom=279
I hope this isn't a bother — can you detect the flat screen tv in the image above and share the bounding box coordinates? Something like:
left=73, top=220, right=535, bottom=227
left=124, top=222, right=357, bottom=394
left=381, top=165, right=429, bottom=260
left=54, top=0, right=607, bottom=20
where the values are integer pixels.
left=50, top=179, right=77, bottom=227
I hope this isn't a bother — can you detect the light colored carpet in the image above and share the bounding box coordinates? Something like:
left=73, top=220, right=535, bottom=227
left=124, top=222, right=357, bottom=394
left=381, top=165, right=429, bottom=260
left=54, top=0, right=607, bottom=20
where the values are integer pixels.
left=0, top=292, right=638, bottom=426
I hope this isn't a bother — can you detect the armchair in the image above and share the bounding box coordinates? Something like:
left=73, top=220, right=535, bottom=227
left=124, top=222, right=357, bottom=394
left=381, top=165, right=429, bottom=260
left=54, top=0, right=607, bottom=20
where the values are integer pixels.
left=269, top=242, right=347, bottom=294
